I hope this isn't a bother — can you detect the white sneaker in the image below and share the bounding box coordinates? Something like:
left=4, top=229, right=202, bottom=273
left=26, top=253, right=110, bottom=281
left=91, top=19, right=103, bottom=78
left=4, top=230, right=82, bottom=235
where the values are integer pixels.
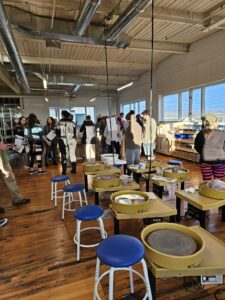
left=0, top=218, right=8, bottom=227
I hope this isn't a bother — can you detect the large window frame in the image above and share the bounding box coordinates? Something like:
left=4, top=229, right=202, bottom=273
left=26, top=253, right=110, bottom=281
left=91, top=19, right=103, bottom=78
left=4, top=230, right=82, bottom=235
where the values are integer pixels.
left=160, top=80, right=225, bottom=124
left=121, top=99, right=146, bottom=115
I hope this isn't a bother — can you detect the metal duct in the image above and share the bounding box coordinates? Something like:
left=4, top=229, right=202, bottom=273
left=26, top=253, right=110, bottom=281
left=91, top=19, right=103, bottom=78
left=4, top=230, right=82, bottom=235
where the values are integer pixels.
left=13, top=24, right=129, bottom=49
left=106, top=0, right=152, bottom=41
left=73, top=0, right=101, bottom=36
left=0, top=0, right=30, bottom=93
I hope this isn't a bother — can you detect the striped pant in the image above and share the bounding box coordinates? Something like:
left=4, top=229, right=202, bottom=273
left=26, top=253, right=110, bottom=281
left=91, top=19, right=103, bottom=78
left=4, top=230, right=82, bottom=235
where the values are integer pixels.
left=200, top=163, right=225, bottom=180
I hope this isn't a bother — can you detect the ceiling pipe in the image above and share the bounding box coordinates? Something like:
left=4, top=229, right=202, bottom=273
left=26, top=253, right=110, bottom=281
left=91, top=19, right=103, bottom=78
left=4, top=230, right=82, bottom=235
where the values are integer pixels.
left=106, top=0, right=152, bottom=41
left=13, top=24, right=129, bottom=49
left=0, top=0, right=30, bottom=93
left=73, top=0, right=101, bottom=36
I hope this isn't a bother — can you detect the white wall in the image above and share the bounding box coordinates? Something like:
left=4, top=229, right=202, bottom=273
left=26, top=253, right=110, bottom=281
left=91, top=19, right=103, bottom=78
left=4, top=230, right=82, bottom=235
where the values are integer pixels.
left=156, top=30, right=225, bottom=95
left=119, top=30, right=225, bottom=120
left=22, top=95, right=116, bottom=125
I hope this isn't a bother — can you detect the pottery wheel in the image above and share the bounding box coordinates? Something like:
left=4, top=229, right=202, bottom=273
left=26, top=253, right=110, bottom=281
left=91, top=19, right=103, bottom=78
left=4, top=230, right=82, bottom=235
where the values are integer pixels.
left=147, top=229, right=197, bottom=256
left=96, top=175, right=117, bottom=180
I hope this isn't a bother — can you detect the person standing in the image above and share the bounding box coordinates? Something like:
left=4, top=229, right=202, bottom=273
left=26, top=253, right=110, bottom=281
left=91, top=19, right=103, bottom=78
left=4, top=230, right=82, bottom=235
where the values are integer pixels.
left=142, top=110, right=157, bottom=159
left=104, top=116, right=122, bottom=158
left=57, top=111, right=77, bottom=175
left=0, top=138, right=30, bottom=227
left=24, top=113, right=46, bottom=175
left=13, top=116, right=28, bottom=168
left=194, top=113, right=225, bottom=180
left=80, top=115, right=96, bottom=161
left=43, top=117, right=58, bottom=167
left=124, top=113, right=142, bottom=168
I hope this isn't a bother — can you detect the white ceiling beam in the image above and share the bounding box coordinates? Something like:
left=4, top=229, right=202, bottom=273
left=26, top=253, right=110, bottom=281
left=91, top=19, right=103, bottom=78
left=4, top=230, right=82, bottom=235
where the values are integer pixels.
left=47, top=73, right=139, bottom=82
left=130, top=39, right=188, bottom=54
left=1, top=55, right=151, bottom=70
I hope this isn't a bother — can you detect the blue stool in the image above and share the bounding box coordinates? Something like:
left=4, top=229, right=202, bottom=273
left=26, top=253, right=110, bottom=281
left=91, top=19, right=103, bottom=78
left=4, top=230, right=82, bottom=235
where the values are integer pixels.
left=62, top=183, right=88, bottom=220
left=167, top=160, right=182, bottom=166
left=51, top=175, right=70, bottom=207
left=73, top=205, right=107, bottom=261
left=94, top=235, right=152, bottom=300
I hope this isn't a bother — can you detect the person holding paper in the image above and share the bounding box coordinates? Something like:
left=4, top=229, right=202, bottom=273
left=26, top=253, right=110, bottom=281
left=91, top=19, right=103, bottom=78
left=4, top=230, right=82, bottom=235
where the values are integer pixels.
left=24, top=114, right=46, bottom=175
left=43, top=117, right=58, bottom=167
left=104, top=116, right=122, bottom=158
left=80, top=115, right=96, bottom=161
left=13, top=116, right=29, bottom=168
left=57, top=111, right=77, bottom=175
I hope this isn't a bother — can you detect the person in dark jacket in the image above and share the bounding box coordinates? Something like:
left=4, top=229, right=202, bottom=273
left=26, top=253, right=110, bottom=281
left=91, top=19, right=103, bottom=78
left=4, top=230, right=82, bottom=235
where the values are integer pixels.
left=24, top=114, right=46, bottom=175
left=56, top=111, right=77, bottom=175
left=13, top=116, right=28, bottom=168
left=43, top=117, right=58, bottom=167
left=80, top=115, right=96, bottom=161
left=194, top=113, right=225, bottom=180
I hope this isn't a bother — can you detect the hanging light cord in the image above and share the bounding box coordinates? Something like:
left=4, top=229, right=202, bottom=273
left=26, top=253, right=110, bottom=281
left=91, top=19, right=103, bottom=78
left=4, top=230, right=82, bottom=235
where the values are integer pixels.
left=148, top=0, right=155, bottom=184
left=103, top=18, right=115, bottom=165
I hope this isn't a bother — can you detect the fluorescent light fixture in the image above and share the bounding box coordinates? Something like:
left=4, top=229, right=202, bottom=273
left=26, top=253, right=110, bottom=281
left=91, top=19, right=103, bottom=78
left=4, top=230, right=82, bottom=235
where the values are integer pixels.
left=84, top=83, right=95, bottom=87
left=117, top=81, right=133, bottom=91
left=90, top=98, right=96, bottom=102
left=45, top=97, right=48, bottom=102
left=43, top=78, right=47, bottom=89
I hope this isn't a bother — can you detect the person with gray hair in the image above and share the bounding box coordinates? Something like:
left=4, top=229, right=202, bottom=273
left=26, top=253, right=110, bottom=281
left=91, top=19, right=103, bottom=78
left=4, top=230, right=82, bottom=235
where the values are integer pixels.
left=194, top=113, right=225, bottom=180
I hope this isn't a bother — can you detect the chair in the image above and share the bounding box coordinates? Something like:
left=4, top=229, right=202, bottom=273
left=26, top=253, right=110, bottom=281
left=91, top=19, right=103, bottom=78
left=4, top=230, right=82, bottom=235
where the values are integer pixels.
left=51, top=175, right=70, bottom=207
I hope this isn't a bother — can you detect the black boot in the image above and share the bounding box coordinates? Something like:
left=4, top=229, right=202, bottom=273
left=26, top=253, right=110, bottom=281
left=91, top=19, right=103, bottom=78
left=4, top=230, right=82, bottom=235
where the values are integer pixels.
left=71, top=162, right=77, bottom=174
left=62, top=161, right=67, bottom=175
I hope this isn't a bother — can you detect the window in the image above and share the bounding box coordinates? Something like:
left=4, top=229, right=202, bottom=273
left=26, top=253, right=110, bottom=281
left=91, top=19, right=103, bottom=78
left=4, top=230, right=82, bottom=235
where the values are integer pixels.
left=163, top=94, right=179, bottom=121
left=122, top=100, right=146, bottom=115
left=192, top=89, right=201, bottom=120
left=181, top=91, right=189, bottom=120
left=205, top=83, right=225, bottom=123
left=49, top=106, right=95, bottom=125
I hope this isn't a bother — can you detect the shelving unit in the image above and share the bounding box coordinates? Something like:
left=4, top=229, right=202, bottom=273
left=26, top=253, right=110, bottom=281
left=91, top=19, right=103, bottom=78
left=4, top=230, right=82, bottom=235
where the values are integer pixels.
left=156, top=122, right=200, bottom=162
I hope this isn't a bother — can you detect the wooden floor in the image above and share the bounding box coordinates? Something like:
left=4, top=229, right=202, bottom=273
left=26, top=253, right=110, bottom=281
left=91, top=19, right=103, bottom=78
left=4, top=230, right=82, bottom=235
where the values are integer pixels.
left=1, top=154, right=225, bottom=300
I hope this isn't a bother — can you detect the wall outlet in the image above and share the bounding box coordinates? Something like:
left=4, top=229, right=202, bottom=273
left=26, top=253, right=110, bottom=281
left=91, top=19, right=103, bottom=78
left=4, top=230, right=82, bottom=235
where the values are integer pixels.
left=201, top=275, right=224, bottom=285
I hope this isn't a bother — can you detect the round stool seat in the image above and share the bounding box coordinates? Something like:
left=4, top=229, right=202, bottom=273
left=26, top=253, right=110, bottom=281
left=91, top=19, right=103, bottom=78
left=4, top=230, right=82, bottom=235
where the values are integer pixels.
left=97, top=235, right=144, bottom=268
left=74, top=205, right=104, bottom=221
left=167, top=160, right=182, bottom=166
left=63, top=183, right=85, bottom=193
left=51, top=175, right=69, bottom=183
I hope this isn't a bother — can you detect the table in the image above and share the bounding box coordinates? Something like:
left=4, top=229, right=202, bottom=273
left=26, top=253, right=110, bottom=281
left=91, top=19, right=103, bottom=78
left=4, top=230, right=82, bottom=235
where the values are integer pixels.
left=92, top=180, right=140, bottom=205
left=127, top=165, right=156, bottom=184
left=83, top=165, right=120, bottom=192
left=110, top=195, right=177, bottom=234
left=176, top=190, right=225, bottom=228
left=146, top=226, right=225, bottom=300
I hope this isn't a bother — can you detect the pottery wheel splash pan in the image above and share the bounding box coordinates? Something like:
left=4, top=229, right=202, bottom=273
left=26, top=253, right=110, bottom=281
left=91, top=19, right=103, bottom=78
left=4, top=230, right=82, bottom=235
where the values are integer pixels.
left=111, top=190, right=150, bottom=214
left=146, top=160, right=161, bottom=168
left=163, top=168, right=189, bottom=181
left=199, top=182, right=225, bottom=200
left=141, top=223, right=205, bottom=270
left=83, top=162, right=105, bottom=172
left=93, top=174, right=120, bottom=188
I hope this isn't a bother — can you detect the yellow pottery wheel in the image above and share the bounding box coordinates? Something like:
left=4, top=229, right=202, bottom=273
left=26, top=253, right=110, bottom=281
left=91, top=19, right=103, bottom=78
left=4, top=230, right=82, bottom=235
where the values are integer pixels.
left=83, top=162, right=105, bottom=172
left=141, top=222, right=205, bottom=270
left=111, top=190, right=150, bottom=214
left=146, top=160, right=161, bottom=168
left=93, top=174, right=120, bottom=188
left=163, top=168, right=189, bottom=181
left=199, top=183, right=225, bottom=200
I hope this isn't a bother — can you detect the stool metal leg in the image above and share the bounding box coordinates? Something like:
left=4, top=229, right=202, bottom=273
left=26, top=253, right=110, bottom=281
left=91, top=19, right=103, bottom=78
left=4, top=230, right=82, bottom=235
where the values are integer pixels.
left=62, top=192, right=66, bottom=220
left=68, top=192, right=72, bottom=211
left=98, top=217, right=107, bottom=239
left=129, top=266, right=134, bottom=294
left=83, top=189, right=88, bottom=205
left=54, top=182, right=58, bottom=207
left=78, top=192, right=82, bottom=207
left=109, top=267, right=115, bottom=300
left=94, top=257, right=101, bottom=300
left=51, top=182, right=54, bottom=201
left=76, top=220, right=81, bottom=261
left=141, top=259, right=153, bottom=300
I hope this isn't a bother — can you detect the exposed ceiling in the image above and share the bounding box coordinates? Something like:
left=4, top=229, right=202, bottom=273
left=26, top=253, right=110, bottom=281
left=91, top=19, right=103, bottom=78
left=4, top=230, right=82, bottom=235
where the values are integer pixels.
left=0, top=0, right=225, bottom=97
